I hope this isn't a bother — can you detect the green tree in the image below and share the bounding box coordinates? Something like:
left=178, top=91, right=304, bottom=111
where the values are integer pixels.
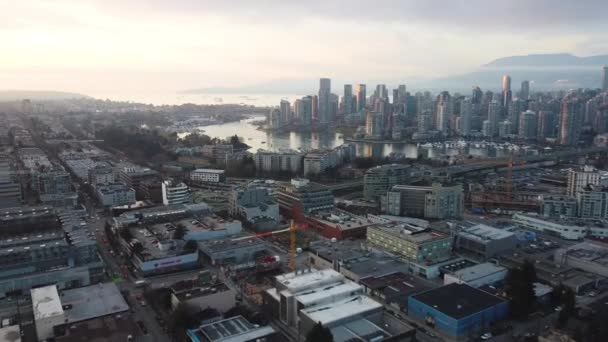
left=173, top=224, right=186, bottom=240
left=306, top=322, right=333, bottom=342
left=505, top=260, right=537, bottom=319
left=182, top=240, right=198, bottom=254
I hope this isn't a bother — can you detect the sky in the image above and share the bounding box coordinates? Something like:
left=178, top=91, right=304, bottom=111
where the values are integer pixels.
left=0, top=0, right=607, bottom=99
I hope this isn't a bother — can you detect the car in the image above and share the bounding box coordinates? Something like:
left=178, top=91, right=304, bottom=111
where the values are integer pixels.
left=589, top=291, right=597, bottom=297
left=554, top=306, right=563, bottom=312
left=140, top=300, right=146, bottom=306
left=481, top=332, right=493, bottom=340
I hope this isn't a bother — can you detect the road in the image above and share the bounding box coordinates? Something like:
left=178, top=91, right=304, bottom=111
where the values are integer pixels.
left=87, top=216, right=170, bottom=342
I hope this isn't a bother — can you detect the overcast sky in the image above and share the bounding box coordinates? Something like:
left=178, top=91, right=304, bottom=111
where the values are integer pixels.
left=0, top=0, right=607, bottom=97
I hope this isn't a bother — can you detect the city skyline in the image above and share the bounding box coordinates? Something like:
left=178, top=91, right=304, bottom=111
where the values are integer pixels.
left=1, top=0, right=608, bottom=98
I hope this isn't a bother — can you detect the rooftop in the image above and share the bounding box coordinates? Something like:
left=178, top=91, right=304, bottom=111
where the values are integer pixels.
left=61, top=283, right=129, bottom=323
left=458, top=223, right=515, bottom=242
left=193, top=169, right=225, bottom=174
left=371, top=224, right=450, bottom=244
left=411, top=283, right=506, bottom=319
left=447, top=263, right=508, bottom=282
left=275, top=269, right=344, bottom=293
left=301, top=294, right=383, bottom=325
left=31, top=285, right=63, bottom=320
left=198, top=236, right=265, bottom=253
left=192, top=316, right=275, bottom=342
left=359, top=272, right=434, bottom=304
left=173, top=283, right=231, bottom=301
left=330, top=319, right=390, bottom=342
left=0, top=325, right=20, bottom=342
left=307, top=210, right=374, bottom=231
left=55, top=314, right=141, bottom=342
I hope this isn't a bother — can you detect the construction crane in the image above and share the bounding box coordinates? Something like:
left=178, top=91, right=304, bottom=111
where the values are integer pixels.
left=230, top=219, right=306, bottom=273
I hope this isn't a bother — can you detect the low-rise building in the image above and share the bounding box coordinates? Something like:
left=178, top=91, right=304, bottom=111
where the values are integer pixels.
left=303, top=144, right=356, bottom=176
left=367, top=224, right=452, bottom=263
left=512, top=213, right=608, bottom=240
left=162, top=178, right=192, bottom=205
left=408, top=283, right=508, bottom=339
left=95, top=182, right=136, bottom=207
left=381, top=183, right=464, bottom=219
left=363, top=164, right=411, bottom=199
left=187, top=316, right=276, bottom=342
left=454, top=223, right=517, bottom=259
left=170, top=282, right=236, bottom=313
left=87, top=162, right=114, bottom=186
left=198, top=237, right=266, bottom=266
left=264, top=269, right=414, bottom=341
left=189, top=169, right=226, bottom=184
left=541, top=195, right=578, bottom=218
left=305, top=210, right=374, bottom=240
left=254, top=149, right=303, bottom=174
left=443, top=262, right=508, bottom=288
left=555, top=242, right=608, bottom=278
left=359, top=272, right=434, bottom=312
left=276, top=178, right=334, bottom=216
left=230, top=183, right=279, bottom=228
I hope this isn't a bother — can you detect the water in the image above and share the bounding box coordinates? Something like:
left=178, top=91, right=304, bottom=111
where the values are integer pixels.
left=92, top=92, right=304, bottom=107
left=179, top=116, right=528, bottom=159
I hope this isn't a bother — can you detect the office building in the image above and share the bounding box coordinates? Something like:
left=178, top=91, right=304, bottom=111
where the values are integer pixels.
left=363, top=164, right=411, bottom=199
left=162, top=179, right=192, bottom=205
left=297, top=95, right=313, bottom=124
left=435, top=91, right=452, bottom=132
left=87, top=162, right=114, bottom=186
left=460, top=97, right=472, bottom=135
left=95, top=183, right=136, bottom=207
left=382, top=183, right=464, bottom=219
left=187, top=316, right=276, bottom=342
left=116, top=163, right=159, bottom=199
left=189, top=169, right=226, bottom=184
left=518, top=110, right=537, bottom=140
left=280, top=99, right=291, bottom=123
left=520, top=80, right=530, bottom=100
left=230, top=183, right=279, bottom=226
left=305, top=209, right=374, bottom=240
left=408, top=283, right=508, bottom=339
left=567, top=166, right=600, bottom=196
left=367, top=224, right=452, bottom=263
left=264, top=269, right=414, bottom=341
left=559, top=93, right=584, bottom=146
left=502, top=74, right=512, bottom=109
left=577, top=188, right=608, bottom=219
left=276, top=178, right=334, bottom=215
left=0, top=208, right=103, bottom=297
left=454, top=224, right=517, bottom=259
left=365, top=111, right=385, bottom=139
left=541, top=196, right=578, bottom=218
left=508, top=98, right=526, bottom=134
left=498, top=120, right=512, bottom=138
left=537, top=111, right=557, bottom=140
left=269, top=108, right=281, bottom=128
left=485, top=100, right=501, bottom=137
left=318, top=78, right=332, bottom=124
left=603, top=66, right=608, bottom=93
left=343, top=84, right=353, bottom=115
left=355, top=84, right=366, bottom=112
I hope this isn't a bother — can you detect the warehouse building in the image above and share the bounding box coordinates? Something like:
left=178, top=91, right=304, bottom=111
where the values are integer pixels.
left=408, top=283, right=508, bottom=339
left=454, top=223, right=517, bottom=259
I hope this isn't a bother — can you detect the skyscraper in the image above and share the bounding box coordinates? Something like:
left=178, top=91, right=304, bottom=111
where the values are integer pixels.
left=559, top=93, right=584, bottom=146
left=501, top=75, right=512, bottom=112
left=603, top=66, right=608, bottom=93
left=343, top=84, right=353, bottom=115
left=518, top=110, right=537, bottom=140
left=318, top=78, right=331, bottom=124
left=297, top=96, right=313, bottom=125
left=486, top=100, right=501, bottom=137
left=537, top=111, right=557, bottom=141
left=520, top=80, right=530, bottom=100
left=355, top=84, right=367, bottom=112
left=460, top=97, right=472, bottom=136
left=280, top=99, right=291, bottom=123
left=365, top=112, right=384, bottom=139
left=508, top=99, right=526, bottom=134
left=435, top=91, right=452, bottom=132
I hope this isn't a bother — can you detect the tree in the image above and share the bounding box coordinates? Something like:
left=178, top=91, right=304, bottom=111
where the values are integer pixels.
left=306, top=322, right=333, bottom=342
left=182, top=240, right=198, bottom=254
left=505, top=260, right=537, bottom=319
left=173, top=224, right=186, bottom=240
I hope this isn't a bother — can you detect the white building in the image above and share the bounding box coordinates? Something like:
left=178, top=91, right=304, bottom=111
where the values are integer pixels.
left=31, top=286, right=65, bottom=341
left=567, top=166, right=600, bottom=196
left=88, top=163, right=115, bottom=186
left=512, top=213, right=592, bottom=240
left=254, top=150, right=303, bottom=174
left=190, top=169, right=226, bottom=184
left=265, top=269, right=384, bottom=337
left=162, top=179, right=192, bottom=205
left=95, top=183, right=136, bottom=207
left=444, top=263, right=508, bottom=288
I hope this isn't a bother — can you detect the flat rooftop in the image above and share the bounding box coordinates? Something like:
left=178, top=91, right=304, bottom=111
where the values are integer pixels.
left=55, top=314, right=141, bottom=342
left=0, top=325, right=20, bottom=342
left=193, top=169, right=225, bottom=174
left=62, top=283, right=129, bottom=323
left=192, top=316, right=275, bottom=342
left=458, top=224, right=515, bottom=241
left=411, top=283, right=506, bottom=319
left=359, top=272, right=434, bottom=302
left=448, top=263, right=508, bottom=282
left=307, top=210, right=374, bottom=231
left=371, top=224, right=450, bottom=244
left=31, top=285, right=63, bottom=320
left=275, top=269, right=344, bottom=293
left=174, top=283, right=231, bottom=301
left=198, top=236, right=265, bottom=253
left=301, top=294, right=383, bottom=326
left=330, top=319, right=390, bottom=342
